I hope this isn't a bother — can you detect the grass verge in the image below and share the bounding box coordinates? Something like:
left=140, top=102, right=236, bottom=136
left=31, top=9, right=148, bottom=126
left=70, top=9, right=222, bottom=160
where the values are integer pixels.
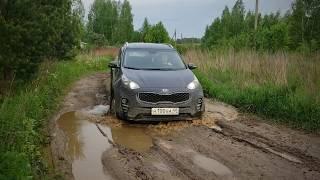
left=0, top=55, right=110, bottom=179
left=184, top=49, right=320, bottom=132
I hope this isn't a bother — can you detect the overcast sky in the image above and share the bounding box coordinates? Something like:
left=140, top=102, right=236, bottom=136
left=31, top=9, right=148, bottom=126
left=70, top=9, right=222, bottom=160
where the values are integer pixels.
left=82, top=0, right=294, bottom=38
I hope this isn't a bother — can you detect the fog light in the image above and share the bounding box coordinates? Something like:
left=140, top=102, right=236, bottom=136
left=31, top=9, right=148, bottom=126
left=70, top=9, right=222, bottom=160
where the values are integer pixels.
left=121, top=98, right=128, bottom=113
left=121, top=98, right=128, bottom=104
left=197, top=98, right=203, bottom=111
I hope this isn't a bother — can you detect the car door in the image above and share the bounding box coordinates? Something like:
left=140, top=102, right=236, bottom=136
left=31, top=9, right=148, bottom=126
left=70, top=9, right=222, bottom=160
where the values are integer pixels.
left=110, top=48, right=123, bottom=111
left=112, top=48, right=123, bottom=89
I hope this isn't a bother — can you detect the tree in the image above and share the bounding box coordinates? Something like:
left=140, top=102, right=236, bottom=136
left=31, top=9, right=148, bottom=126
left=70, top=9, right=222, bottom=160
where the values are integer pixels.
left=0, top=0, right=82, bottom=80
left=87, top=0, right=118, bottom=45
left=87, top=0, right=134, bottom=45
left=131, top=30, right=142, bottom=42
left=140, top=18, right=151, bottom=42
left=0, top=0, right=7, bottom=15
left=144, top=22, right=170, bottom=43
left=230, top=0, right=246, bottom=36
left=289, top=0, right=320, bottom=51
left=201, top=0, right=310, bottom=52
left=117, top=0, right=133, bottom=43
left=72, top=0, right=86, bottom=40
left=221, top=6, right=232, bottom=38
left=256, top=22, right=289, bottom=51
left=202, top=18, right=222, bottom=48
left=289, top=0, right=306, bottom=49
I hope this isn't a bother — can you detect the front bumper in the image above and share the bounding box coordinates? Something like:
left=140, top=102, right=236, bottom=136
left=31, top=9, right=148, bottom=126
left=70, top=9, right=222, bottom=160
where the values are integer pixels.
left=114, top=86, right=205, bottom=121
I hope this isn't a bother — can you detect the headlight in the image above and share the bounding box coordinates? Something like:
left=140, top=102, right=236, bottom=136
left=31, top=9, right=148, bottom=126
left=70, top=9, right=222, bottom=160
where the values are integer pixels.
left=122, top=75, right=140, bottom=89
left=187, top=76, right=200, bottom=90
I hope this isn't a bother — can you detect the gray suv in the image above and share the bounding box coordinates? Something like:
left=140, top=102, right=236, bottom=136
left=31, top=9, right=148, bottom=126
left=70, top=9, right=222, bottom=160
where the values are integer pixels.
left=109, top=43, right=205, bottom=121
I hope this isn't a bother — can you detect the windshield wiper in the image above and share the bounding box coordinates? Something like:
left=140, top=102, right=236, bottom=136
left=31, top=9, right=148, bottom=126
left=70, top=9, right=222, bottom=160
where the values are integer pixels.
left=146, top=68, right=181, bottom=71
left=145, top=68, right=163, bottom=70
left=124, top=67, right=142, bottom=70
left=124, top=67, right=183, bottom=71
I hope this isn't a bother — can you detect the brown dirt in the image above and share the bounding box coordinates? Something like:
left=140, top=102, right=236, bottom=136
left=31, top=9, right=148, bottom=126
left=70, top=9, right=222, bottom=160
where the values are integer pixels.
left=49, top=72, right=320, bottom=180
left=91, top=47, right=119, bottom=57
left=49, top=73, right=109, bottom=179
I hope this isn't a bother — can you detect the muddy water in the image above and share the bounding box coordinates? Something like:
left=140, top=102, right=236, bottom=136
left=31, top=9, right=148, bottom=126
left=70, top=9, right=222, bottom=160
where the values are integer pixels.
left=111, top=125, right=153, bottom=152
left=193, top=154, right=233, bottom=178
left=57, top=111, right=154, bottom=180
left=56, top=100, right=239, bottom=180
left=57, top=112, right=113, bottom=180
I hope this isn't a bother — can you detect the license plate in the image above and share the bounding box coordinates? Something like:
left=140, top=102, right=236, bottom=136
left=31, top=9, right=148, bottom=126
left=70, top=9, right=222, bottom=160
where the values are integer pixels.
left=151, top=108, right=179, bottom=115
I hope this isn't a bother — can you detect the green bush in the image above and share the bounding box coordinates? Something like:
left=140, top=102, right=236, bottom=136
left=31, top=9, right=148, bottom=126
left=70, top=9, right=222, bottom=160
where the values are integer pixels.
left=144, top=22, right=170, bottom=43
left=0, top=152, right=32, bottom=180
left=0, top=55, right=109, bottom=179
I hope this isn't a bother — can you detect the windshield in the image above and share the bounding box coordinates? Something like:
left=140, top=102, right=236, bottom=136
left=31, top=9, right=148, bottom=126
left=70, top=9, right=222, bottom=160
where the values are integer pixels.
left=123, top=49, right=186, bottom=70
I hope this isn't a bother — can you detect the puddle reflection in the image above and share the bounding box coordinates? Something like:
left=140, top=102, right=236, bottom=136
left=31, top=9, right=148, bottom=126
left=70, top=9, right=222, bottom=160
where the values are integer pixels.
left=57, top=111, right=113, bottom=180
left=57, top=111, right=153, bottom=180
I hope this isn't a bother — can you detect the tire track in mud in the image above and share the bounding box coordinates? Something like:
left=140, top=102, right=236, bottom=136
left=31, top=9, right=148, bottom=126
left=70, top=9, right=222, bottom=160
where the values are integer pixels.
left=50, top=73, right=320, bottom=180
left=102, top=146, right=190, bottom=180
left=215, top=120, right=320, bottom=171
left=98, top=110, right=320, bottom=180
left=151, top=139, right=235, bottom=180
left=170, top=125, right=320, bottom=179
left=95, top=122, right=187, bottom=180
left=96, top=117, right=217, bottom=180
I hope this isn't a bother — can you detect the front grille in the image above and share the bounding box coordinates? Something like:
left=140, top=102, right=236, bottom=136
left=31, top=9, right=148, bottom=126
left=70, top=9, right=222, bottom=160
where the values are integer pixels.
left=138, top=93, right=189, bottom=103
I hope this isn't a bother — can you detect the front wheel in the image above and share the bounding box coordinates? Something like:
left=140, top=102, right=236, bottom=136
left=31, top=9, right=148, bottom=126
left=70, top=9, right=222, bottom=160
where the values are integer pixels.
left=111, top=96, right=127, bottom=120
left=110, top=94, right=115, bottom=114
left=116, top=111, right=126, bottom=120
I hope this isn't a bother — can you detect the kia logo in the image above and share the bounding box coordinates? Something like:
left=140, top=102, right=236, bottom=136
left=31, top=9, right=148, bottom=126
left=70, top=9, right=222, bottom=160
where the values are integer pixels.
left=162, top=89, right=169, bottom=93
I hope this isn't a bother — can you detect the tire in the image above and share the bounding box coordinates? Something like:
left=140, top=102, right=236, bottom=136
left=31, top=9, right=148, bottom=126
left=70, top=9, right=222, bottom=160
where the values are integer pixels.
left=110, top=95, right=116, bottom=114
left=112, top=96, right=127, bottom=120
left=116, top=111, right=126, bottom=120
left=109, top=73, right=114, bottom=113
left=198, top=112, right=204, bottom=120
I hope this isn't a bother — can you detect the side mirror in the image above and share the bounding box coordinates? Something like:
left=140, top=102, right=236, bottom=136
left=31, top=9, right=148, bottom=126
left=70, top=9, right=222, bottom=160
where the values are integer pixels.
left=108, top=61, right=120, bottom=68
left=187, top=63, right=197, bottom=70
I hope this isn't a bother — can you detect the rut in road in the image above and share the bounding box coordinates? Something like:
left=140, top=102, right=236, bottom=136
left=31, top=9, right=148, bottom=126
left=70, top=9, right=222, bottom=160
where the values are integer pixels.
left=49, top=72, right=320, bottom=180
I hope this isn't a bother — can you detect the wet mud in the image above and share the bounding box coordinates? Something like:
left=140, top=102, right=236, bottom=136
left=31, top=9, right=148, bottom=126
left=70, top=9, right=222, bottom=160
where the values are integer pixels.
left=49, top=72, right=320, bottom=180
left=57, top=111, right=113, bottom=180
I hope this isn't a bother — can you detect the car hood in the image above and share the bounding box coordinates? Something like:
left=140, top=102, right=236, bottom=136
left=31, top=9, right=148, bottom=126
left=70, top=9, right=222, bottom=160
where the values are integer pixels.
left=122, top=68, right=195, bottom=88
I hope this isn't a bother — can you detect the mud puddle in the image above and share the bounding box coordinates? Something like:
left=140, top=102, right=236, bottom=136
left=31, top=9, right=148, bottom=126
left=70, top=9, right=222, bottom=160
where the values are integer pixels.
left=57, top=111, right=113, bottom=180
left=56, top=109, right=212, bottom=180
left=193, top=154, right=233, bottom=178
left=110, top=125, right=153, bottom=152
left=57, top=110, right=156, bottom=179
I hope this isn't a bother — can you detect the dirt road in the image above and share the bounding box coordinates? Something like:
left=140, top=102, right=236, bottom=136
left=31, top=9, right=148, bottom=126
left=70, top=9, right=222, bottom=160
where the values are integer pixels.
left=49, top=72, right=320, bottom=180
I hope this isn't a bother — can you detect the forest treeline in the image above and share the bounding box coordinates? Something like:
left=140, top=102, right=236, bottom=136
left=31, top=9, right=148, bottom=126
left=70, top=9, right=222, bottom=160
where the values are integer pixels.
left=85, top=0, right=170, bottom=45
left=202, top=0, right=320, bottom=52
left=0, top=0, right=171, bottom=81
left=1, top=0, right=319, bottom=81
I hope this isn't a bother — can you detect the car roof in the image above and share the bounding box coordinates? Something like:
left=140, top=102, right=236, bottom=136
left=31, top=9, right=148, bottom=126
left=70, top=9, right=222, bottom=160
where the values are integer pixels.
left=125, top=43, right=173, bottom=50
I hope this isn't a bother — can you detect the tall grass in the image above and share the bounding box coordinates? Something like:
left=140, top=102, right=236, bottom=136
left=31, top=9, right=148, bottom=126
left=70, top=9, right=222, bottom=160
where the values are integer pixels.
left=0, top=54, right=110, bottom=179
left=81, top=46, right=119, bottom=57
left=184, top=49, right=320, bottom=131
